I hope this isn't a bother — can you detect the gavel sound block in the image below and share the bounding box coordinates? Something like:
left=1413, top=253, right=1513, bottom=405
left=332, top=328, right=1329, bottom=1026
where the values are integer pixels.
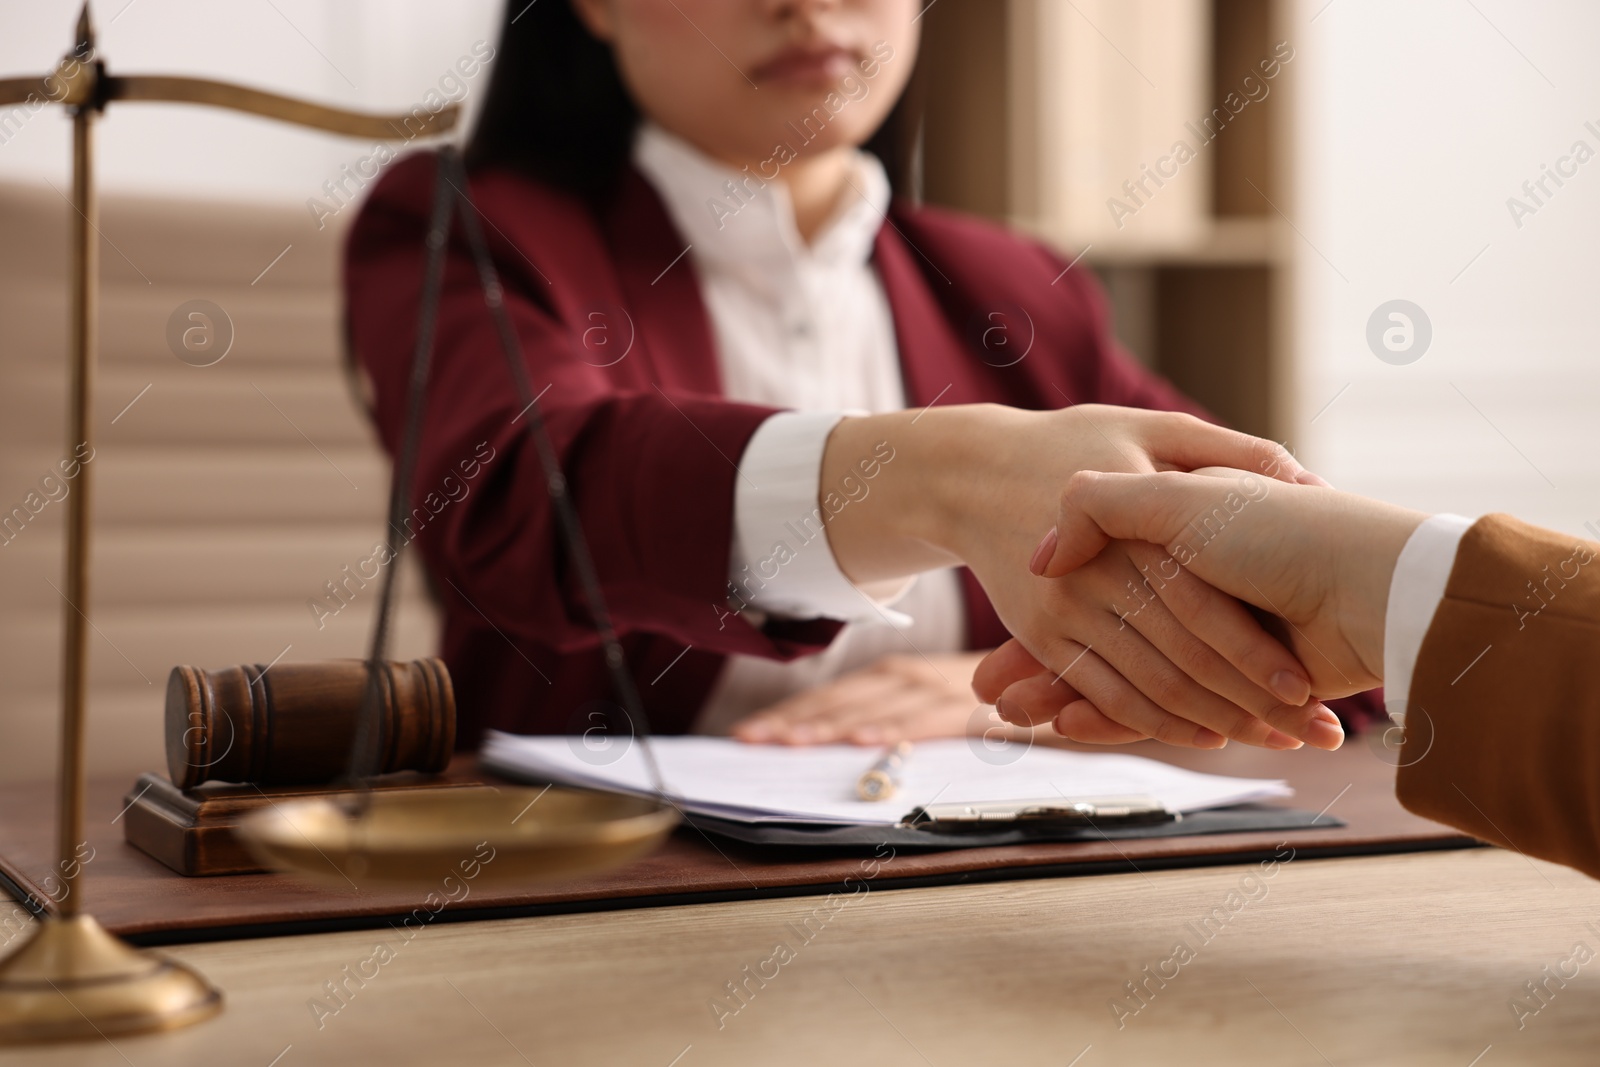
left=122, top=658, right=466, bottom=876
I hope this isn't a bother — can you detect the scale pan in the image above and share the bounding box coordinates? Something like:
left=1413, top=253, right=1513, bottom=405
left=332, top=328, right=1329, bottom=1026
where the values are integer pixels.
left=236, top=785, right=677, bottom=889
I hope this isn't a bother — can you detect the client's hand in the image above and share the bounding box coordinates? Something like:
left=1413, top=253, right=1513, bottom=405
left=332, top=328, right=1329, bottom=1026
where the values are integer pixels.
left=823, top=405, right=1340, bottom=751
left=974, top=467, right=1427, bottom=738
left=732, top=652, right=989, bottom=746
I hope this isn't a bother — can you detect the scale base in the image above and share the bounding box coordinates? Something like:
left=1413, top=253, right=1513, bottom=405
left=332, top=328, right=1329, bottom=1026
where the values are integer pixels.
left=0, top=914, right=221, bottom=1044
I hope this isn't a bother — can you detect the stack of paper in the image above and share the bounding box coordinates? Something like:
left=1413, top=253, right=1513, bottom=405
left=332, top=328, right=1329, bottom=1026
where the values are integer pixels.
left=480, top=733, right=1292, bottom=827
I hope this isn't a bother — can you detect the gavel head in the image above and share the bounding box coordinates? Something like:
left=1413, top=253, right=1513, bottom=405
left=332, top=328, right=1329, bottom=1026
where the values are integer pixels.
left=165, top=658, right=456, bottom=791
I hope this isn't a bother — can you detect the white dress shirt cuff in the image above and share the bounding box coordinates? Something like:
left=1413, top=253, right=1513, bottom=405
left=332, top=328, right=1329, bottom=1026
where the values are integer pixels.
left=1383, top=513, right=1474, bottom=725
left=730, top=411, right=916, bottom=625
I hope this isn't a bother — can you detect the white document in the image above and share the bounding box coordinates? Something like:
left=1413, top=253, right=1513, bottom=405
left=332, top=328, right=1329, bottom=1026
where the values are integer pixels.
left=480, top=732, right=1292, bottom=826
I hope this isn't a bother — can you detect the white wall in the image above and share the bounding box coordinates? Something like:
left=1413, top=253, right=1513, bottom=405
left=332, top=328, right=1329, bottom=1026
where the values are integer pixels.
left=1291, top=0, right=1600, bottom=537
left=0, top=0, right=502, bottom=202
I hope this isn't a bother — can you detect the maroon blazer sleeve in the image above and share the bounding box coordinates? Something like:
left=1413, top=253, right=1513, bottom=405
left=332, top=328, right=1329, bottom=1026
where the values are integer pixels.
left=344, top=156, right=839, bottom=661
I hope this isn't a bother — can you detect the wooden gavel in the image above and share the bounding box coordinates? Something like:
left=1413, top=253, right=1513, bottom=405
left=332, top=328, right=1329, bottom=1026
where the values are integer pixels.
left=165, top=658, right=456, bottom=790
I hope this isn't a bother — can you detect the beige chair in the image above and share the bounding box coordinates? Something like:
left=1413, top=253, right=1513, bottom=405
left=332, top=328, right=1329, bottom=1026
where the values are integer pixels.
left=0, top=182, right=438, bottom=783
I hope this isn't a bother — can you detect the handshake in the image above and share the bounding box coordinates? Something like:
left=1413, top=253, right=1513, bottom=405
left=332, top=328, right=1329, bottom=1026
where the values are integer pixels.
left=817, top=403, right=1427, bottom=753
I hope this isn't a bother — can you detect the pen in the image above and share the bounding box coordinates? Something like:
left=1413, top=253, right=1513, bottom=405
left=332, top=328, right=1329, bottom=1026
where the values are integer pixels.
left=856, top=740, right=912, bottom=802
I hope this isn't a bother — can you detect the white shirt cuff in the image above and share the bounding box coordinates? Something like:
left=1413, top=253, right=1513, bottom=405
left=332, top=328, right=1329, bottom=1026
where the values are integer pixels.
left=1383, top=513, right=1473, bottom=725
left=730, top=411, right=915, bottom=625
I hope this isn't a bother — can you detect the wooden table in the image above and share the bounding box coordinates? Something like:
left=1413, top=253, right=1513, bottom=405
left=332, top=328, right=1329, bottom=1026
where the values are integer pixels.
left=3, top=846, right=1598, bottom=1066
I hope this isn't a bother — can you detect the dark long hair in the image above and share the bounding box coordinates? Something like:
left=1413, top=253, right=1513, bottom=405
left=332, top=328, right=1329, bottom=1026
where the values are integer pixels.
left=465, top=0, right=923, bottom=201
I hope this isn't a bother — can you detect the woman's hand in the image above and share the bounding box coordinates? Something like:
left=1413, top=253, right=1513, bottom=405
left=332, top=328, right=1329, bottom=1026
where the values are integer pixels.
left=731, top=652, right=992, bottom=746
left=820, top=404, right=1341, bottom=750
left=974, top=467, right=1427, bottom=737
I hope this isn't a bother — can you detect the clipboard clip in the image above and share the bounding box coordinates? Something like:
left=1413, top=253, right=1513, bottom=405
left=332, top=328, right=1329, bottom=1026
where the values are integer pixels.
left=899, top=794, right=1178, bottom=834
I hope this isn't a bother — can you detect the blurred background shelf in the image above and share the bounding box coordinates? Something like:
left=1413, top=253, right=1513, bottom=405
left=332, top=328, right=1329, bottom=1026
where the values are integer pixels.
left=919, top=0, right=1293, bottom=439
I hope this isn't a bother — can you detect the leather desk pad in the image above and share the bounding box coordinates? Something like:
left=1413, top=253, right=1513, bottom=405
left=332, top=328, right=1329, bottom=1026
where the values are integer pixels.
left=0, top=740, right=1475, bottom=946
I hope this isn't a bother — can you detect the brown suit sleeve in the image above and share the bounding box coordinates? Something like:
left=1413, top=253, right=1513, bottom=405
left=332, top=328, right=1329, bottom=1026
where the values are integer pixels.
left=1396, top=514, right=1600, bottom=878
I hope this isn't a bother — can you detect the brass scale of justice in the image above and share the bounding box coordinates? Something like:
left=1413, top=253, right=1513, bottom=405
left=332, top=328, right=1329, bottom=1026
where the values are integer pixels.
left=0, top=7, right=677, bottom=1044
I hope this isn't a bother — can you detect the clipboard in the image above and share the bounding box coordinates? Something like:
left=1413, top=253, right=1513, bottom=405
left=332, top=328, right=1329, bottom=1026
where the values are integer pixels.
left=904, top=794, right=1177, bottom=832
left=680, top=796, right=1339, bottom=850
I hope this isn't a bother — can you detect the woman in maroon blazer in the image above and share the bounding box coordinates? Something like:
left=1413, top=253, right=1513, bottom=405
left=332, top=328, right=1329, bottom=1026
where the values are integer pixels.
left=345, top=0, right=1368, bottom=753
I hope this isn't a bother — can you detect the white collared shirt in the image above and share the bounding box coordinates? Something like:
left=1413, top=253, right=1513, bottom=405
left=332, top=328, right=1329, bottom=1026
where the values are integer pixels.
left=632, top=124, right=966, bottom=733
left=1384, top=515, right=1473, bottom=724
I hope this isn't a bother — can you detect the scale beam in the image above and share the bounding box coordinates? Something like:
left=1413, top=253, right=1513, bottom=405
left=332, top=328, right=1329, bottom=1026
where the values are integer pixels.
left=105, top=75, right=459, bottom=139
left=0, top=68, right=458, bottom=140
